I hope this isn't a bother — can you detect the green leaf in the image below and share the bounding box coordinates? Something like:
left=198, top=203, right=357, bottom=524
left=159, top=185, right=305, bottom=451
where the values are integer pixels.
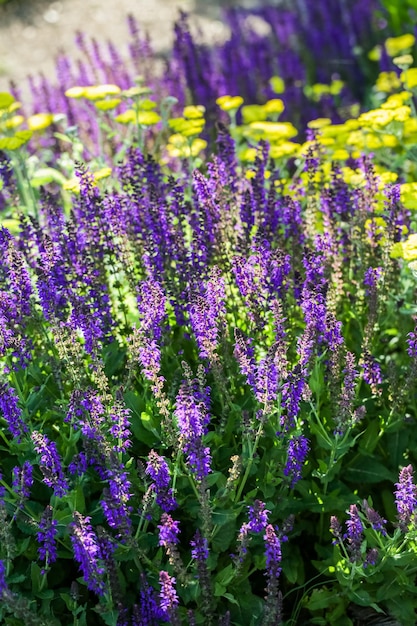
left=0, top=130, right=32, bottom=150
left=344, top=457, right=395, bottom=483
left=30, top=167, right=67, bottom=188
left=0, top=92, right=15, bottom=109
left=211, top=519, right=236, bottom=552
left=215, top=563, right=235, bottom=586
left=31, top=562, right=43, bottom=594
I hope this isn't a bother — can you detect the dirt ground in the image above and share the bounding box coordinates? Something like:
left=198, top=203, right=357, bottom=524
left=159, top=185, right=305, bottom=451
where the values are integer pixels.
left=0, top=0, right=262, bottom=97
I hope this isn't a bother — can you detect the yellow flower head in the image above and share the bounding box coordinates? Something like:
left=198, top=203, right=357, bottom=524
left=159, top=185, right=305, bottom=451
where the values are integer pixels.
left=391, top=233, right=417, bottom=260
left=183, top=105, right=205, bottom=120
left=166, top=134, right=207, bottom=158
left=381, top=91, right=411, bottom=109
left=245, top=121, right=298, bottom=141
left=375, top=71, right=402, bottom=93
left=393, top=54, right=413, bottom=68
left=269, top=142, right=299, bottom=159
left=400, top=182, right=417, bottom=209
left=27, top=113, right=54, bottom=131
left=263, top=98, right=285, bottom=115
left=307, top=118, right=332, bottom=130
left=358, top=108, right=395, bottom=127
left=269, top=76, right=285, bottom=94
left=115, top=109, right=161, bottom=126
left=401, top=67, right=417, bottom=89
left=385, top=33, right=415, bottom=57
left=216, top=95, right=244, bottom=112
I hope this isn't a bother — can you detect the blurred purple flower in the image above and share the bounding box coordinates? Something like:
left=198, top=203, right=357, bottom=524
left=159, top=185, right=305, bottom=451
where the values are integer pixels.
left=362, top=500, right=387, bottom=535
left=364, top=547, right=379, bottom=568
left=0, top=559, right=7, bottom=596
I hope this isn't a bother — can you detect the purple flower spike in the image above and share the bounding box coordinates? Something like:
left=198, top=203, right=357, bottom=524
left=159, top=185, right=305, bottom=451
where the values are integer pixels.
left=159, top=570, right=179, bottom=622
left=31, top=431, right=69, bottom=498
left=395, top=465, right=417, bottom=531
left=247, top=500, right=270, bottom=533
left=0, top=383, right=28, bottom=442
left=70, top=512, right=106, bottom=596
left=12, top=461, right=33, bottom=501
left=190, top=529, right=209, bottom=562
left=284, top=435, right=309, bottom=488
left=158, top=513, right=180, bottom=548
left=37, top=505, right=58, bottom=574
left=345, top=504, right=363, bottom=562
left=0, top=559, right=8, bottom=596
left=146, top=450, right=177, bottom=512
left=263, top=524, right=282, bottom=580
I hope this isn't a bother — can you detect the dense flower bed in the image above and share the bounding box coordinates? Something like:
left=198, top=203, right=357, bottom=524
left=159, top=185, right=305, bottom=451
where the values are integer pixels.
left=2, top=2, right=417, bottom=625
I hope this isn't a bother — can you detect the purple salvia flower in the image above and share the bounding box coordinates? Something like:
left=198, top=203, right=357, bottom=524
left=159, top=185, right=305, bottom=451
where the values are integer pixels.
left=190, top=529, right=209, bottom=562
left=101, top=466, right=133, bottom=539
left=363, top=266, right=382, bottom=291
left=330, top=515, right=343, bottom=546
left=190, top=529, right=212, bottom=617
left=345, top=504, right=363, bottom=561
left=255, top=348, right=279, bottom=406
left=234, top=522, right=250, bottom=565
left=146, top=450, right=170, bottom=489
left=407, top=327, right=417, bottom=359
left=362, top=500, right=387, bottom=535
left=137, top=279, right=167, bottom=342
left=0, top=151, right=15, bottom=193
left=284, top=435, right=309, bottom=488
left=133, top=573, right=167, bottom=625
left=334, top=351, right=359, bottom=435
left=247, top=500, right=270, bottom=533
left=0, top=472, right=5, bottom=500
left=12, top=461, right=33, bottom=517
left=108, top=399, right=132, bottom=453
left=158, top=513, right=180, bottom=548
left=145, top=450, right=177, bottom=512
left=263, top=521, right=287, bottom=626
left=159, top=571, right=179, bottom=623
left=174, top=377, right=212, bottom=480
left=0, top=383, right=28, bottom=441
left=234, top=328, right=257, bottom=392
left=189, top=266, right=226, bottom=362
left=263, top=524, right=283, bottom=580
left=364, top=548, right=379, bottom=568
left=0, top=559, right=8, bottom=596
left=31, top=431, right=69, bottom=497
left=70, top=511, right=106, bottom=596
left=37, top=505, right=58, bottom=574
left=395, top=465, right=417, bottom=531
left=361, top=351, right=382, bottom=392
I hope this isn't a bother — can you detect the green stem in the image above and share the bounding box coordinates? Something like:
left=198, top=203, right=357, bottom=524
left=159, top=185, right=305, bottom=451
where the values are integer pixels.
left=235, top=420, right=264, bottom=503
